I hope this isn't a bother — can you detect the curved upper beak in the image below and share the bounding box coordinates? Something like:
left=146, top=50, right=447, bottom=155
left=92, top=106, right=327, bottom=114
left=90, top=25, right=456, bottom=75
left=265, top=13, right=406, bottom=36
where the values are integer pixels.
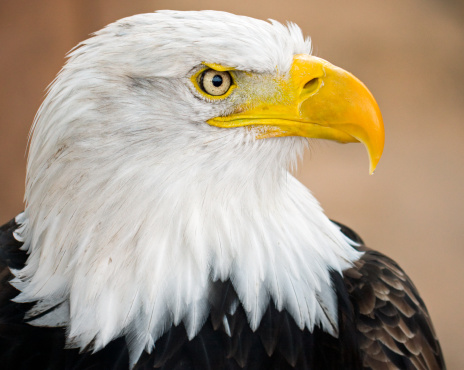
left=207, top=54, right=385, bottom=174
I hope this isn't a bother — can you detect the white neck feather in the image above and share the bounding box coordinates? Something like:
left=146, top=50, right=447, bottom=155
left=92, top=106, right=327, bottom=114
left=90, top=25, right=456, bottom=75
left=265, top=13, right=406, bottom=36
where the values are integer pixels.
left=12, top=152, right=360, bottom=362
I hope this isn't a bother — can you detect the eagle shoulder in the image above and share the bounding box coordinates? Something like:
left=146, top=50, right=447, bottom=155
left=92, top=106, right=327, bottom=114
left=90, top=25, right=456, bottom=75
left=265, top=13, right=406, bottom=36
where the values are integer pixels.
left=337, top=222, right=446, bottom=370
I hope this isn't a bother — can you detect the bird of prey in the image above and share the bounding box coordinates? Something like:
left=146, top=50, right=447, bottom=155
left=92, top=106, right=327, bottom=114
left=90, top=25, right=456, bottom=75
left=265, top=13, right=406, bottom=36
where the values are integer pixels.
left=0, top=10, right=445, bottom=370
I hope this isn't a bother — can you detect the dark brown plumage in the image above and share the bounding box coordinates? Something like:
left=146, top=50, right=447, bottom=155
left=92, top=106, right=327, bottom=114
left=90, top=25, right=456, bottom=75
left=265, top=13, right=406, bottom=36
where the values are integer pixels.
left=340, top=223, right=445, bottom=369
left=0, top=218, right=445, bottom=369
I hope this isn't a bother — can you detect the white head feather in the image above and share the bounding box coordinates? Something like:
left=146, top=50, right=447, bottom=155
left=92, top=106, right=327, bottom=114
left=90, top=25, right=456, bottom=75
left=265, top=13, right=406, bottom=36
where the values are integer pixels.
left=11, top=10, right=360, bottom=364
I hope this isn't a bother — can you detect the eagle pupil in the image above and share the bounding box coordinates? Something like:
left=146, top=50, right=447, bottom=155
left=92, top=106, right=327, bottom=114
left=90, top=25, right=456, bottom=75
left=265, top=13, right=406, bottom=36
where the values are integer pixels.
left=212, top=75, right=223, bottom=87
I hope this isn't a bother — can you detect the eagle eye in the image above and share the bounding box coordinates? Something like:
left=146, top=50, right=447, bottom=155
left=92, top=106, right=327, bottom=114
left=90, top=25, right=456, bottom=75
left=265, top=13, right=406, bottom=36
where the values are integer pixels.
left=199, top=69, right=232, bottom=96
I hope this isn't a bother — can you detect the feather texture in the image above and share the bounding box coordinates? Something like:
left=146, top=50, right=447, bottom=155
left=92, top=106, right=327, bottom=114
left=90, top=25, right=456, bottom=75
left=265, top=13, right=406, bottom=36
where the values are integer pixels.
left=338, top=223, right=445, bottom=370
left=10, top=11, right=360, bottom=361
left=0, top=10, right=445, bottom=369
left=0, top=218, right=445, bottom=368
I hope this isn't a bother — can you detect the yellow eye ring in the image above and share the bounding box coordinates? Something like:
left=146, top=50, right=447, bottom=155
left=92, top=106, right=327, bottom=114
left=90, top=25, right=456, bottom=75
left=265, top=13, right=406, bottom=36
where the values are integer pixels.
left=191, top=66, right=236, bottom=100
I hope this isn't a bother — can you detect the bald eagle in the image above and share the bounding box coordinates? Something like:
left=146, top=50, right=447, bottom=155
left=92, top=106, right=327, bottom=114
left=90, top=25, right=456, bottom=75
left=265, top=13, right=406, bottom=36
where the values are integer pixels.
left=0, top=10, right=445, bottom=370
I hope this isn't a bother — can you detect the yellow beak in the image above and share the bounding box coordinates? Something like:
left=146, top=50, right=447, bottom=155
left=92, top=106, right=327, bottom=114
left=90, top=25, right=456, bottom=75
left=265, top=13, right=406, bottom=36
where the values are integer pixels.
left=207, top=54, right=385, bottom=174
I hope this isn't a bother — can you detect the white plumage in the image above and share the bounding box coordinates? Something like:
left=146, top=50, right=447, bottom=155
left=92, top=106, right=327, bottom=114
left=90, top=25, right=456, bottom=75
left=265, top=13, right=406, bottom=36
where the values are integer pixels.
left=11, top=11, right=361, bottom=365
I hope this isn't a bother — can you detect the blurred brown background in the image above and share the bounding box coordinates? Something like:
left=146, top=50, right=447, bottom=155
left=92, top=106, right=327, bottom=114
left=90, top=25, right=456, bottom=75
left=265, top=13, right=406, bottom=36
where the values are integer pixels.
left=1, top=0, right=463, bottom=367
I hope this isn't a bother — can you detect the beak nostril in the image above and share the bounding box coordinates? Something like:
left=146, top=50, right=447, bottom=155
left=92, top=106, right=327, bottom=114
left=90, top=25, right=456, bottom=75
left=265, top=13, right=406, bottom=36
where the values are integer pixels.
left=303, top=78, right=319, bottom=92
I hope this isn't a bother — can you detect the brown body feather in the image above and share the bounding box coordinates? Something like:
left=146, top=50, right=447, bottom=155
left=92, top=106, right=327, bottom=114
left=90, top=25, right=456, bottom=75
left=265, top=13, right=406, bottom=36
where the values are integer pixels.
left=0, top=218, right=445, bottom=369
left=339, top=223, right=445, bottom=369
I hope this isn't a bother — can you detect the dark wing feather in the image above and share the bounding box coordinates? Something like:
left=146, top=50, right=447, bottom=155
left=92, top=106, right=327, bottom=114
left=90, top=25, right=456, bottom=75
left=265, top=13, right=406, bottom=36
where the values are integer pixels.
left=0, top=217, right=445, bottom=369
left=0, top=217, right=363, bottom=369
left=337, top=222, right=446, bottom=370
